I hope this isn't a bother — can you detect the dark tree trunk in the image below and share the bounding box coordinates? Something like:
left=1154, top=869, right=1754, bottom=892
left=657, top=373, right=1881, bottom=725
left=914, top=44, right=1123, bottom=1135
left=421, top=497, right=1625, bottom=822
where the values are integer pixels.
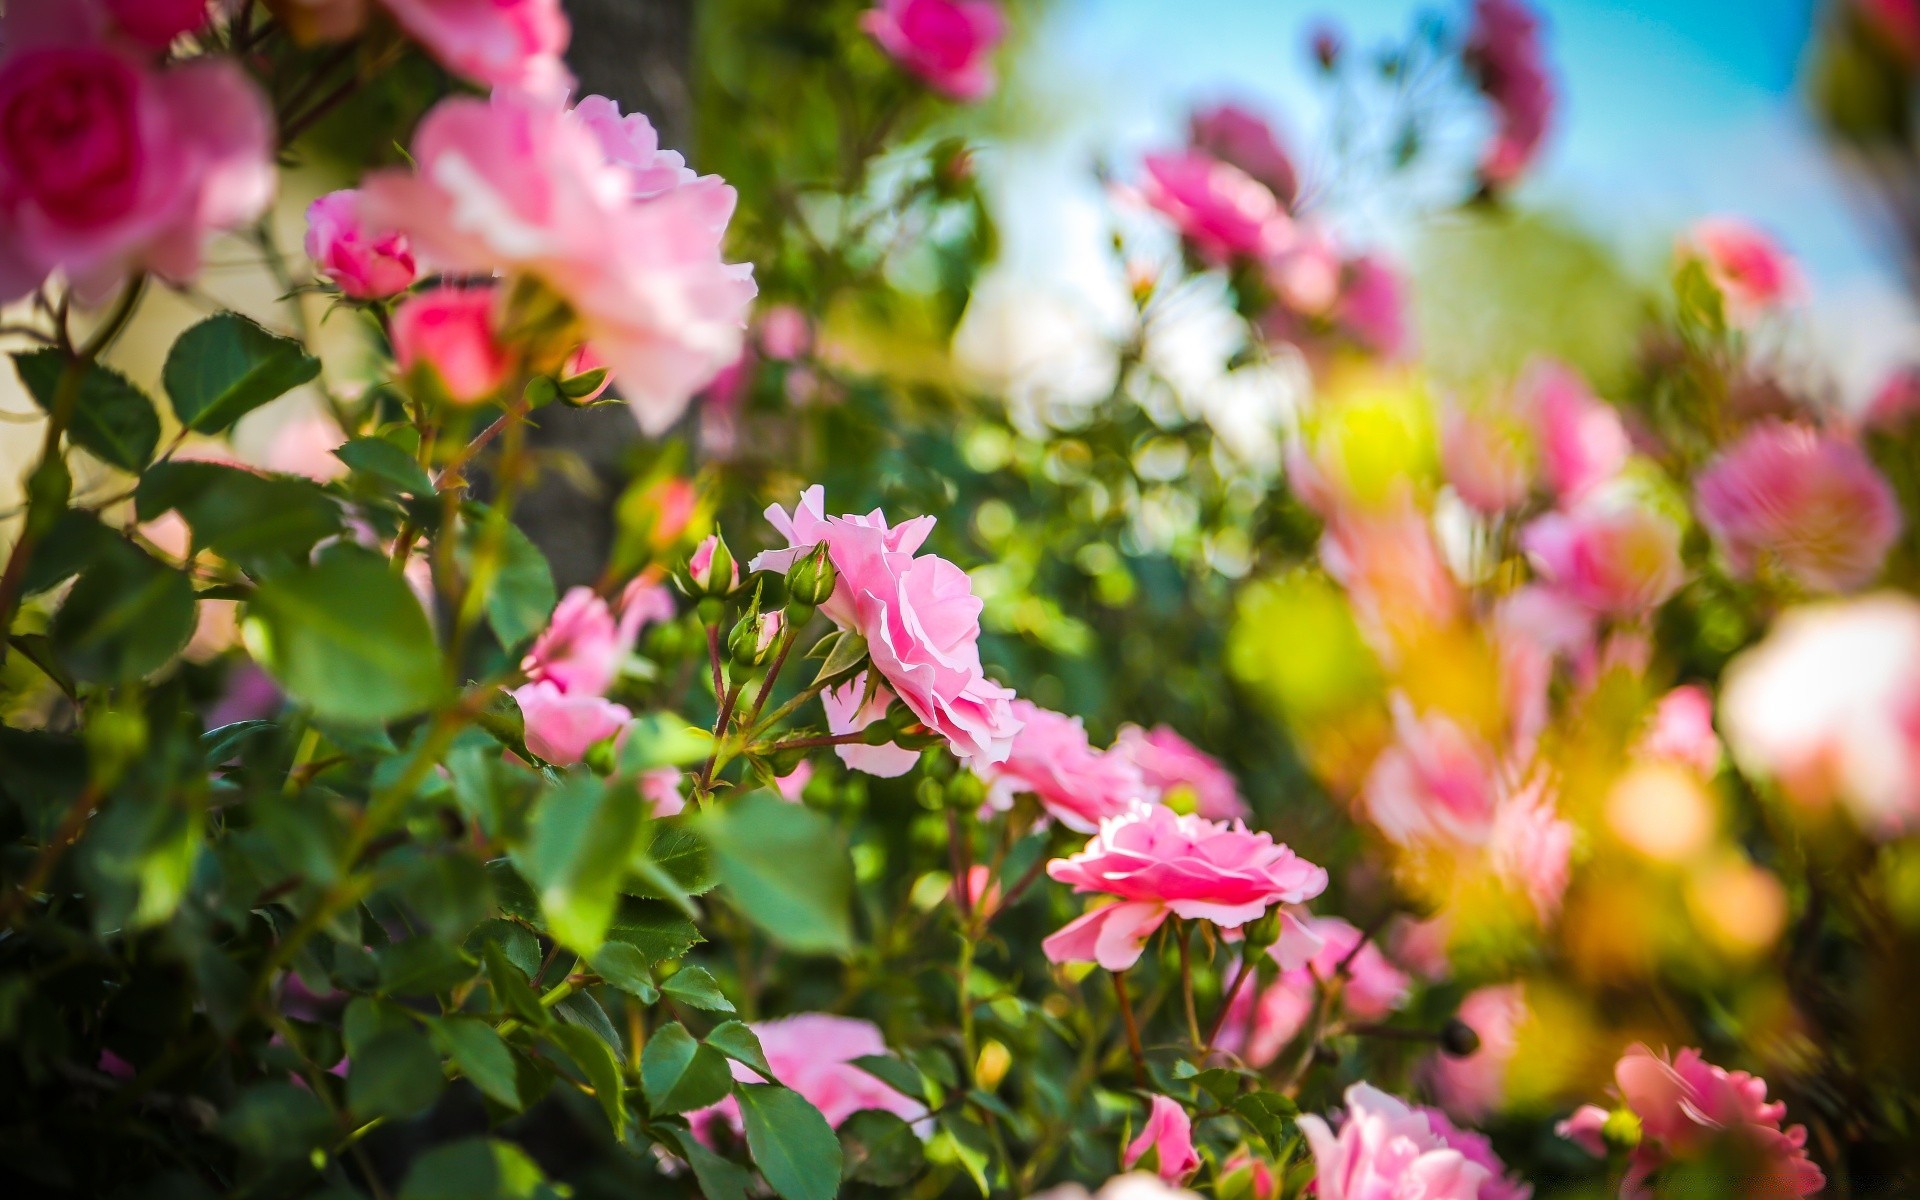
left=514, top=0, right=697, bottom=590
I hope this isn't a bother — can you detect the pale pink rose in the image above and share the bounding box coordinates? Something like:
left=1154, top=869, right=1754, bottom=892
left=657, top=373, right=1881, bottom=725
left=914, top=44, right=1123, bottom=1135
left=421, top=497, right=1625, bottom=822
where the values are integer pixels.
left=1696, top=422, right=1901, bottom=593
left=1123, top=1096, right=1199, bottom=1184
left=1864, top=366, right=1920, bottom=431
left=0, top=8, right=273, bottom=304
left=1043, top=802, right=1328, bottom=971
left=380, top=0, right=571, bottom=94
left=1219, top=1152, right=1278, bottom=1200
left=1218, top=915, right=1411, bottom=1067
left=1583, top=1045, right=1825, bottom=1198
left=1465, top=0, right=1555, bottom=186
left=264, top=409, right=349, bottom=482
left=512, top=680, right=629, bottom=765
left=360, top=92, right=755, bottom=432
left=691, top=1014, right=927, bottom=1141
left=860, top=0, right=1007, bottom=102
left=1364, top=698, right=1503, bottom=848
left=687, top=534, right=740, bottom=594
left=616, top=577, right=676, bottom=644
left=1423, top=1109, right=1535, bottom=1200
left=1425, top=983, right=1525, bottom=1122
left=1521, top=497, right=1685, bottom=617
left=750, top=487, right=1021, bottom=765
left=304, top=189, right=416, bottom=300
left=978, top=700, right=1144, bottom=832
left=758, top=304, right=813, bottom=361
left=1113, top=723, right=1246, bottom=820
left=1720, top=593, right=1920, bottom=836
left=391, top=286, right=512, bottom=404
left=822, top=673, right=919, bottom=779
left=641, top=767, right=684, bottom=817
left=1554, top=1104, right=1609, bottom=1157
left=773, top=761, right=813, bottom=802
left=569, top=94, right=701, bottom=200
left=1443, top=399, right=1534, bottom=514
left=1320, top=506, right=1464, bottom=654
left=104, top=0, right=211, bottom=47
left=1140, top=151, right=1292, bottom=266
left=1640, top=684, right=1720, bottom=776
left=1189, top=102, right=1297, bottom=208
left=1270, top=229, right=1344, bottom=316
left=1526, top=360, right=1628, bottom=502
left=1488, top=776, right=1573, bottom=922
left=1337, top=254, right=1410, bottom=360
left=1387, top=912, right=1454, bottom=982
left=1683, top=217, right=1801, bottom=323
left=1302, top=1082, right=1498, bottom=1200
left=522, top=587, right=626, bottom=697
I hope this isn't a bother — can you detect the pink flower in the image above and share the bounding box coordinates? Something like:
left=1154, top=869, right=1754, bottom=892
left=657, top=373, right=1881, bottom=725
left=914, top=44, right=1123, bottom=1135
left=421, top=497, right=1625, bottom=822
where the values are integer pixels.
left=773, top=761, right=813, bottom=803
left=1720, top=593, right=1920, bottom=836
left=1140, top=151, right=1293, bottom=266
left=1555, top=1104, right=1609, bottom=1157
left=1489, top=777, right=1573, bottom=922
left=304, top=189, right=417, bottom=300
left=978, top=701, right=1144, bottom=832
left=1423, top=1109, right=1536, bottom=1200
left=1526, top=360, right=1627, bottom=502
left=1465, top=0, right=1555, bottom=186
left=1682, top=217, right=1801, bottom=323
left=1320, top=506, right=1464, bottom=653
left=617, top=577, right=677, bottom=642
left=1337, top=255, right=1410, bottom=360
left=1521, top=497, right=1685, bottom=617
left=641, top=767, right=685, bottom=817
left=360, top=91, right=755, bottom=433
left=861, top=0, right=1007, bottom=102
left=1425, top=983, right=1525, bottom=1122
left=1364, top=699, right=1503, bottom=848
left=823, top=673, right=919, bottom=779
left=1188, top=102, right=1297, bottom=208
left=391, top=286, right=513, bottom=404
left=1577, top=1046, right=1824, bottom=1198
left=1640, top=684, right=1720, bottom=776
left=1864, top=366, right=1920, bottom=431
left=1302, top=1082, right=1503, bottom=1200
left=264, top=408, right=349, bottom=482
left=1123, top=1096, right=1200, bottom=1184
left=1218, top=915, right=1411, bottom=1067
left=103, top=0, right=211, bottom=48
left=758, top=303, right=814, bottom=361
left=687, top=534, right=740, bottom=594
left=1695, top=422, right=1901, bottom=593
left=1443, top=400, right=1534, bottom=514
left=750, top=486, right=1021, bottom=765
left=1043, top=802, right=1327, bottom=971
left=0, top=8, right=273, bottom=304
left=380, top=0, right=571, bottom=94
left=521, top=587, right=627, bottom=697
left=512, top=680, right=629, bottom=765
left=691, top=1014, right=927, bottom=1140
left=1113, top=724, right=1246, bottom=820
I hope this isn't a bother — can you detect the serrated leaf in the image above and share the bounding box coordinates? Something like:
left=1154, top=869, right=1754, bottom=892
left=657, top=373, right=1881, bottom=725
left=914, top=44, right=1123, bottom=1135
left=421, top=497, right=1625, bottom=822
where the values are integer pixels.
left=1232, top=1090, right=1298, bottom=1157
left=336, top=435, right=434, bottom=497
left=661, top=965, right=734, bottom=1013
left=400, top=1137, right=551, bottom=1200
left=812, top=632, right=868, bottom=689
left=660, top=1126, right=754, bottom=1200
left=514, top=770, right=645, bottom=954
left=607, top=897, right=702, bottom=965
left=137, top=460, right=342, bottom=570
left=640, top=1022, right=733, bottom=1115
left=14, top=348, right=159, bottom=471
left=348, top=1028, right=444, bottom=1120
left=615, top=713, right=712, bottom=773
left=704, top=1021, right=773, bottom=1081
left=546, top=1022, right=626, bottom=1136
left=431, top=1016, right=522, bottom=1111
left=483, top=518, right=555, bottom=652
left=202, top=720, right=278, bottom=766
left=838, top=1108, right=923, bottom=1187
left=555, top=991, right=623, bottom=1061
left=163, top=312, right=321, bottom=433
left=51, top=540, right=195, bottom=683
left=589, top=942, right=657, bottom=1002
left=851, top=1055, right=929, bottom=1105
left=483, top=942, right=546, bottom=1026
left=698, top=792, right=853, bottom=956
left=736, top=1083, right=843, bottom=1200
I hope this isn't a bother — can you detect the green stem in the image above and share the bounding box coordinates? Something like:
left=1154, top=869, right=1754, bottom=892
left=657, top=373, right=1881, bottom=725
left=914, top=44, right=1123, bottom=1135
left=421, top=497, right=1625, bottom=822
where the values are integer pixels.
left=742, top=622, right=802, bottom=729
left=1176, top=921, right=1204, bottom=1054
left=1113, top=970, right=1147, bottom=1086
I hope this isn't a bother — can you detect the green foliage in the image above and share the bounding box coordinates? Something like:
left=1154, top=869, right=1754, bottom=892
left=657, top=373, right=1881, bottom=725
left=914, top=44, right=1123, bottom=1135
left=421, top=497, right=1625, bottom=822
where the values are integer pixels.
left=163, top=313, right=322, bottom=434
left=735, top=1083, right=845, bottom=1200
left=699, top=791, right=854, bottom=955
left=14, top=349, right=160, bottom=471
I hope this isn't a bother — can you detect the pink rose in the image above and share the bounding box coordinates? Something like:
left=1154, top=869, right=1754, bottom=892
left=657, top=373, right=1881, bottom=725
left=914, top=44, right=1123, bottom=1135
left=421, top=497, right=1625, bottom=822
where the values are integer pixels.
left=1864, top=366, right=1920, bottom=431
left=1570, top=1046, right=1824, bottom=1199
left=1521, top=496, right=1685, bottom=617
left=1425, top=983, right=1525, bottom=1122
left=1123, top=1096, right=1200, bottom=1184
left=977, top=700, right=1144, bottom=832
left=1113, top=723, right=1246, bottom=821
left=512, top=680, right=630, bottom=766
left=1301, top=1082, right=1506, bottom=1200
left=104, top=0, right=211, bottom=48
left=773, top=760, right=813, bottom=803
left=1465, top=0, right=1555, bottom=186
left=1423, top=1109, right=1535, bottom=1200
left=1139, top=151, right=1292, bottom=265
left=1336, top=254, right=1410, bottom=360
left=0, top=10, right=273, bottom=304
left=1443, top=399, right=1534, bottom=514
left=1364, top=699, right=1503, bottom=848
left=861, top=0, right=1007, bottom=102
left=1188, top=102, right=1297, bottom=208
left=391, top=285, right=513, bottom=404
left=690, top=1013, right=927, bottom=1141
left=1042, top=802, right=1327, bottom=971
left=1682, top=217, right=1801, bottom=323
left=823, top=673, right=920, bottom=779
left=1720, top=593, right=1920, bottom=836
left=616, top=577, right=677, bottom=641
left=1526, top=360, right=1627, bottom=502
left=264, top=408, right=349, bottom=482
left=1320, top=506, right=1464, bottom=653
left=304, top=189, right=417, bottom=300
left=641, top=767, right=684, bottom=817
left=757, top=303, right=814, bottom=361
left=1554, top=1104, right=1609, bottom=1157
left=1695, top=422, right=1901, bottom=593
left=750, top=487, right=1022, bottom=765
left=521, top=587, right=627, bottom=698
left=1217, top=915, right=1411, bottom=1067
left=686, top=534, right=740, bottom=595
left=381, top=0, right=571, bottom=94
left=1639, top=684, right=1720, bottom=776
left=360, top=91, right=755, bottom=432
left=1489, top=775, right=1573, bottom=922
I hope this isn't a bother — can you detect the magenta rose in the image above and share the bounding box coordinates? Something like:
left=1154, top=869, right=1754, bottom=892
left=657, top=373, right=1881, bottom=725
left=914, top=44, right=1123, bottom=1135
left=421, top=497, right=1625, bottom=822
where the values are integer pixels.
left=1465, top=0, right=1555, bottom=187
left=1188, top=102, right=1297, bottom=207
left=304, top=189, right=417, bottom=301
left=1682, top=217, right=1801, bottom=324
left=977, top=700, right=1145, bottom=832
left=381, top=0, right=572, bottom=94
left=391, top=286, right=513, bottom=404
left=1525, top=359, right=1627, bottom=502
left=103, top=0, right=211, bottom=48
left=861, top=0, right=1007, bottom=102
left=1139, top=150, right=1292, bottom=266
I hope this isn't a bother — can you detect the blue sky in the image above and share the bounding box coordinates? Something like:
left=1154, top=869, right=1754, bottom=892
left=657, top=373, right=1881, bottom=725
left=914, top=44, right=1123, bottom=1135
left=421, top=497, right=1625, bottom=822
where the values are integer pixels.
left=1006, top=0, right=1918, bottom=392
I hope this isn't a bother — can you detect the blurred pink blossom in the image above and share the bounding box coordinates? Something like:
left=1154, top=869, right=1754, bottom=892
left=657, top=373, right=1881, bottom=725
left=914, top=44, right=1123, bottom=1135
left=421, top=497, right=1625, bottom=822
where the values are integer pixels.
left=1217, top=915, right=1412, bottom=1067
left=980, top=701, right=1144, bottom=832
left=512, top=680, right=629, bottom=765
left=1521, top=496, right=1685, bottom=617
left=1683, top=217, right=1802, bottom=323
left=1489, top=775, right=1573, bottom=922
left=1864, top=365, right=1920, bottom=430
left=1189, top=102, right=1297, bottom=208
left=1526, top=360, right=1627, bottom=502
left=1365, top=698, right=1503, bottom=848
left=1695, top=422, right=1901, bottom=593
left=1424, top=1108, right=1536, bottom=1200
left=1112, top=723, right=1246, bottom=820
left=1123, top=1096, right=1200, bottom=1184
left=758, top=304, right=813, bottom=361
left=1140, top=151, right=1293, bottom=265
left=521, top=587, right=626, bottom=698
left=861, top=0, right=1007, bottom=101
left=1426, top=983, right=1525, bottom=1122
left=1443, top=399, right=1535, bottom=515
left=391, top=286, right=513, bottom=404
left=1640, top=684, right=1721, bottom=776
left=263, top=409, right=349, bottom=482
left=304, top=189, right=417, bottom=300
left=1465, top=0, right=1555, bottom=187
left=1337, top=255, right=1411, bottom=360
left=641, top=767, right=684, bottom=817
left=103, top=0, right=211, bottom=47
left=1302, top=1082, right=1511, bottom=1200
left=691, top=1013, right=927, bottom=1140
left=381, top=0, right=571, bottom=94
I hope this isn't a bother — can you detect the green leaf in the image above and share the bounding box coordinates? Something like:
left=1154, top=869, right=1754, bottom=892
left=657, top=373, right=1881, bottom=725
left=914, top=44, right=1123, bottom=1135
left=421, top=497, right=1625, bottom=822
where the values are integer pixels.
left=219, top=1082, right=332, bottom=1163
left=202, top=720, right=278, bottom=766
left=546, top=1022, right=626, bottom=1136
left=514, top=770, right=644, bottom=955
left=430, top=1016, right=523, bottom=1111
left=14, top=348, right=159, bottom=471
left=336, top=435, right=435, bottom=497
left=555, top=991, right=623, bottom=1061
left=616, top=713, right=713, bottom=773
left=348, top=1027, right=445, bottom=1120
left=698, top=792, right=853, bottom=955
left=1232, top=1090, right=1298, bottom=1158
left=735, top=1083, right=844, bottom=1200
left=482, top=942, right=546, bottom=1027
left=639, top=1023, right=734, bottom=1115
left=812, top=631, right=868, bottom=690
left=400, top=1137, right=552, bottom=1200
left=660, top=1127, right=754, bottom=1200
left=137, top=460, right=342, bottom=572
left=484, top=519, right=555, bottom=651
left=850, top=1055, right=929, bottom=1106
left=931, top=1116, right=992, bottom=1197
left=51, top=541, right=195, bottom=683
left=660, top=965, right=734, bottom=1013
left=704, top=1021, right=773, bottom=1081
left=606, top=896, right=702, bottom=964
left=634, top=819, right=716, bottom=897
left=376, top=938, right=475, bottom=997
left=21, top=508, right=114, bottom=595
left=588, top=942, right=658, bottom=1002
left=242, top=546, right=442, bottom=722
left=163, top=312, right=321, bottom=433
left=838, top=1109, right=924, bottom=1187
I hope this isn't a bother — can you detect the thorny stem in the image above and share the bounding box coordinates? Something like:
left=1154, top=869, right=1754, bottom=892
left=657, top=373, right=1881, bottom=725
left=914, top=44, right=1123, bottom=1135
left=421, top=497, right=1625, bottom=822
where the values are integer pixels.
left=742, top=622, right=803, bottom=730
left=1205, top=954, right=1259, bottom=1051
left=697, top=678, right=744, bottom=797
left=753, top=730, right=867, bottom=756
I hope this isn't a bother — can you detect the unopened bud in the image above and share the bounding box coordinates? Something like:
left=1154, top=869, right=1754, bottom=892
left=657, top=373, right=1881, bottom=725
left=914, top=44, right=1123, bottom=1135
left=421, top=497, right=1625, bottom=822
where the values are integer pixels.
left=1241, top=907, right=1284, bottom=950
left=944, top=769, right=985, bottom=810
left=729, top=607, right=784, bottom=668
left=861, top=719, right=897, bottom=746
left=675, top=533, right=738, bottom=599
left=558, top=345, right=611, bottom=402
left=1602, top=1107, right=1643, bottom=1150
left=1438, top=1018, right=1481, bottom=1058
left=785, top=542, right=836, bottom=607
